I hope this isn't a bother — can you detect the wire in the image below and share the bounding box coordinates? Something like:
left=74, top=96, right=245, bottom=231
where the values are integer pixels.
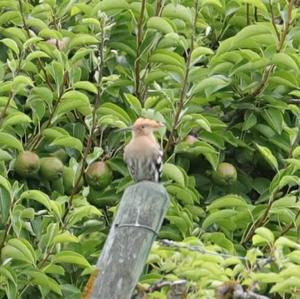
left=158, top=239, right=272, bottom=264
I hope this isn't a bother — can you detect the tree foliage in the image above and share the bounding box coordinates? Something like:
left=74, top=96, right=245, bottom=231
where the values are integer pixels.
left=0, top=0, right=300, bottom=298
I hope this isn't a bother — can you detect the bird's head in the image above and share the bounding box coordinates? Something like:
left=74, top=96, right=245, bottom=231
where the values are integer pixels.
left=132, top=118, right=164, bottom=136
left=116, top=118, right=164, bottom=136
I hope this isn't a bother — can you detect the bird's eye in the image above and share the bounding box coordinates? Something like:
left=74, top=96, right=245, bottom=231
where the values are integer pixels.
left=141, top=125, right=145, bottom=129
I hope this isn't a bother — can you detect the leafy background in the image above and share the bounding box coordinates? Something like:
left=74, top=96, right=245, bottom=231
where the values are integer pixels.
left=0, top=0, right=300, bottom=298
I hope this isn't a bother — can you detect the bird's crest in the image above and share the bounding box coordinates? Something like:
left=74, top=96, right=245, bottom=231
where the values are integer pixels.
left=133, top=118, right=163, bottom=129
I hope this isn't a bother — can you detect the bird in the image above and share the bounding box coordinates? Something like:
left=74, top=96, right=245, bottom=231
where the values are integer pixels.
left=123, top=118, right=164, bottom=182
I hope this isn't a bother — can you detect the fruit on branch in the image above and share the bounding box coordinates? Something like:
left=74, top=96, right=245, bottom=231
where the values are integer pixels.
left=212, top=162, right=237, bottom=186
left=85, top=161, right=113, bottom=190
left=39, top=157, right=64, bottom=181
left=184, top=135, right=198, bottom=144
left=14, top=151, right=40, bottom=178
left=46, top=37, right=70, bottom=51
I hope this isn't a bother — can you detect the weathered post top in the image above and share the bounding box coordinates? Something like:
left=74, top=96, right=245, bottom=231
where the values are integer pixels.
left=86, top=181, right=169, bottom=299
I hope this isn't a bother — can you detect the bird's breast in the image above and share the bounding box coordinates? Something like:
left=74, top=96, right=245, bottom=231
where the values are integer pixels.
left=124, top=137, right=159, bottom=158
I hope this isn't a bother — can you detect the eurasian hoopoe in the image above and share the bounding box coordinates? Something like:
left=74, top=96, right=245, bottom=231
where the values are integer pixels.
left=123, top=118, right=164, bottom=182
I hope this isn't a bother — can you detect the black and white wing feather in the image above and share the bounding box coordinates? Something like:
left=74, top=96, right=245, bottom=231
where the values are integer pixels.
left=153, top=149, right=163, bottom=182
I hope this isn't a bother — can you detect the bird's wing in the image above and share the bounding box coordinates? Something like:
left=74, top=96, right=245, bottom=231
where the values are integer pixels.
left=124, top=144, right=136, bottom=179
left=153, top=146, right=163, bottom=182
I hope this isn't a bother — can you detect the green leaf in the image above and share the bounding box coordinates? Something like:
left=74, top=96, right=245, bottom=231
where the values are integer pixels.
left=74, top=81, right=98, bottom=94
left=29, top=271, right=62, bottom=295
left=255, top=143, right=278, bottom=171
left=181, top=114, right=212, bottom=133
left=53, top=251, right=91, bottom=268
left=242, top=111, right=257, bottom=131
left=12, top=75, right=34, bottom=91
left=53, top=232, right=79, bottom=244
left=43, top=127, right=69, bottom=139
left=55, top=90, right=92, bottom=117
left=254, top=124, right=275, bottom=138
left=42, top=264, right=65, bottom=275
left=252, top=273, right=281, bottom=283
left=0, top=188, right=10, bottom=223
left=27, top=50, right=51, bottom=61
left=0, top=149, right=13, bottom=161
left=145, top=70, right=167, bottom=84
left=32, top=86, right=53, bottom=105
left=99, top=0, right=129, bottom=11
left=166, top=184, right=196, bottom=205
left=217, top=24, right=274, bottom=54
left=98, top=103, right=131, bottom=125
left=86, top=147, right=104, bottom=165
left=292, top=146, right=300, bottom=158
left=201, top=0, right=222, bottom=8
left=0, top=11, right=20, bottom=26
left=71, top=48, right=95, bottom=64
left=278, top=175, right=300, bottom=190
left=0, top=175, right=11, bottom=192
left=50, top=136, right=83, bottom=152
left=262, top=108, right=283, bottom=134
left=26, top=17, right=48, bottom=31
left=254, top=227, right=274, bottom=245
left=202, top=210, right=237, bottom=229
left=270, top=75, right=298, bottom=88
left=167, top=215, right=189, bottom=237
left=147, top=17, right=174, bottom=34
left=82, top=17, right=101, bottom=27
left=231, top=59, right=268, bottom=75
left=106, top=158, right=129, bottom=177
left=150, top=51, right=184, bottom=68
left=0, top=38, right=19, bottom=55
left=49, top=200, right=63, bottom=219
left=235, top=24, right=274, bottom=43
left=38, top=29, right=63, bottom=40
left=0, top=132, right=23, bottom=151
left=289, top=90, right=300, bottom=98
left=191, top=75, right=230, bottom=96
left=99, top=115, right=128, bottom=129
left=157, top=32, right=180, bottom=48
left=175, top=141, right=219, bottom=170
left=162, top=3, right=192, bottom=25
left=2, top=239, right=36, bottom=265
left=162, top=163, right=185, bottom=187
left=67, top=206, right=102, bottom=226
left=69, top=34, right=98, bottom=49
left=0, top=266, right=17, bottom=286
left=272, top=53, right=299, bottom=72
left=2, top=27, right=27, bottom=42
left=159, top=225, right=182, bottom=241
left=270, top=277, right=300, bottom=293
left=275, top=236, right=300, bottom=249
left=124, top=93, right=142, bottom=115
left=109, top=42, right=135, bottom=57
left=271, top=195, right=297, bottom=209
left=191, top=47, right=214, bottom=64
left=2, top=112, right=31, bottom=128
left=207, top=195, right=248, bottom=211
left=20, top=190, right=51, bottom=211
left=288, top=250, right=300, bottom=264
left=240, top=0, right=268, bottom=12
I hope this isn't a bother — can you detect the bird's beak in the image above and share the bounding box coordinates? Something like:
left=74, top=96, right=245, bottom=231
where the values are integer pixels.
left=115, top=126, right=133, bottom=133
left=155, top=122, right=165, bottom=129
